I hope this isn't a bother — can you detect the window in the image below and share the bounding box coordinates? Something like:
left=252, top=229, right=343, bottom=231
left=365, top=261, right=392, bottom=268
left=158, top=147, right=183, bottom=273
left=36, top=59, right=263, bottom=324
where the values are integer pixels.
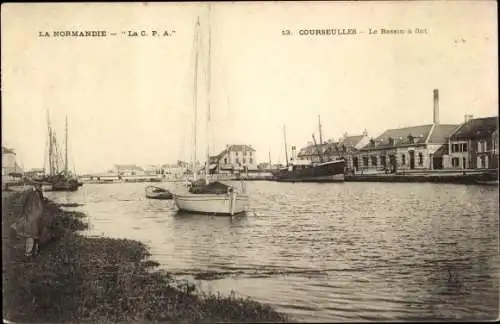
left=244, top=151, right=247, bottom=156
left=249, top=152, right=252, bottom=157
left=461, top=143, right=467, bottom=152
left=236, top=158, right=240, bottom=164
left=452, top=157, right=459, bottom=167
left=371, top=156, right=377, bottom=166
left=418, top=153, right=423, bottom=165
left=249, top=158, right=253, bottom=164
left=224, top=158, right=228, bottom=164
left=401, top=154, right=406, bottom=165
left=479, top=156, right=486, bottom=168
left=363, top=157, right=369, bottom=167
left=380, top=155, right=386, bottom=167
left=235, top=152, right=239, bottom=156
left=478, top=140, right=486, bottom=153
left=243, top=158, right=246, bottom=164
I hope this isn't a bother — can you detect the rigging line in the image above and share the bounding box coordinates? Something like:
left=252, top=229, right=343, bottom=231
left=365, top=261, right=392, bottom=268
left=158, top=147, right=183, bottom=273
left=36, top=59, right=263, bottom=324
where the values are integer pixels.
left=205, top=4, right=212, bottom=181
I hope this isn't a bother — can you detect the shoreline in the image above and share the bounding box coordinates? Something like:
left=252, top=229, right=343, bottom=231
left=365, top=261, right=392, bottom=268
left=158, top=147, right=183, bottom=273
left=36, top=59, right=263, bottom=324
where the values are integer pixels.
left=2, top=190, right=289, bottom=323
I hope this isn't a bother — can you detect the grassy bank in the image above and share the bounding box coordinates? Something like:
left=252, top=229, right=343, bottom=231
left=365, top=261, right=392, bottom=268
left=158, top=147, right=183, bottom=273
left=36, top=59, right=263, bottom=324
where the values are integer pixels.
left=2, top=191, right=289, bottom=323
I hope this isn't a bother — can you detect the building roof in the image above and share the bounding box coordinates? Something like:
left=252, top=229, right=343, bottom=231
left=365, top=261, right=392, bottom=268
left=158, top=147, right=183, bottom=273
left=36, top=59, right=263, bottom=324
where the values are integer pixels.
left=427, top=124, right=461, bottom=144
left=362, top=124, right=433, bottom=150
left=114, top=164, right=144, bottom=171
left=211, top=144, right=256, bottom=163
left=2, top=146, right=15, bottom=154
left=341, top=135, right=365, bottom=148
left=450, top=116, right=498, bottom=140
left=227, top=144, right=256, bottom=152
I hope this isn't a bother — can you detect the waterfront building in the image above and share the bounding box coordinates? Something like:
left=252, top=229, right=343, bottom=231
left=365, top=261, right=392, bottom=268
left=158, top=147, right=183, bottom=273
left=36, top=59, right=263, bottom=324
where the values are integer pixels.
left=143, top=164, right=162, bottom=176
left=209, top=144, right=257, bottom=174
left=1, top=146, right=23, bottom=181
left=113, top=164, right=145, bottom=176
left=296, top=131, right=369, bottom=170
left=448, top=115, right=498, bottom=169
left=161, top=163, right=187, bottom=178
left=355, top=89, right=460, bottom=173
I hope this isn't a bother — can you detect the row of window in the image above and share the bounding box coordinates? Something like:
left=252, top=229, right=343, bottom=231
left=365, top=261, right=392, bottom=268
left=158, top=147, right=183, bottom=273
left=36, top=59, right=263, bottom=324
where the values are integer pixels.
left=451, top=156, right=488, bottom=168
left=223, top=158, right=253, bottom=164
left=358, top=153, right=424, bottom=167
left=451, top=141, right=491, bottom=153
left=233, top=151, right=253, bottom=157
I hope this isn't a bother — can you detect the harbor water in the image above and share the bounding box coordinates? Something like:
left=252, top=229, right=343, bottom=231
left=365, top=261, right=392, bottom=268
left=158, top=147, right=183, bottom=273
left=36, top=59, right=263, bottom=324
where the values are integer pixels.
left=45, top=181, right=499, bottom=322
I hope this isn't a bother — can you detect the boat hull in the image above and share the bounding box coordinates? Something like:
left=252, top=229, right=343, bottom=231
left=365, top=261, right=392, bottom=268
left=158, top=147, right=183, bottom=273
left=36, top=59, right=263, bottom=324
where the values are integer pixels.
left=145, top=185, right=173, bottom=200
left=51, top=182, right=79, bottom=192
left=273, top=160, right=346, bottom=182
left=173, top=193, right=249, bottom=215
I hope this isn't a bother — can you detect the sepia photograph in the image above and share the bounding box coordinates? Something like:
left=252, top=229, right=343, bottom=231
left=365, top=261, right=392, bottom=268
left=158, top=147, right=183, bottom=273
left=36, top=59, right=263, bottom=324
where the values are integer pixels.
left=2, top=1, right=499, bottom=322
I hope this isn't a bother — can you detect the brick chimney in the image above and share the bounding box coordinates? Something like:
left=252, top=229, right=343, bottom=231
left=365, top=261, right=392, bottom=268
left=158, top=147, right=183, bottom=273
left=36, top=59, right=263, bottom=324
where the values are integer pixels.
left=464, top=114, right=473, bottom=123
left=433, top=89, right=439, bottom=125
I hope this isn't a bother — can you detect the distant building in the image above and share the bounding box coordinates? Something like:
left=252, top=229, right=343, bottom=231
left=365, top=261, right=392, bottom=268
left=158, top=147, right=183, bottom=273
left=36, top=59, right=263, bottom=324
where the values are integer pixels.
left=356, top=89, right=460, bottom=173
left=296, top=131, right=369, bottom=170
left=113, top=164, right=145, bottom=176
left=210, top=144, right=257, bottom=174
left=161, top=163, right=187, bottom=177
left=143, top=164, right=162, bottom=176
left=2, top=146, right=23, bottom=180
left=448, top=115, right=498, bottom=169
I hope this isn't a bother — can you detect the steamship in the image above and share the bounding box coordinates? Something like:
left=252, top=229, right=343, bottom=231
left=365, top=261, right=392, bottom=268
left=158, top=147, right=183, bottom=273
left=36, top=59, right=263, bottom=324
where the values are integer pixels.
left=272, top=116, right=346, bottom=182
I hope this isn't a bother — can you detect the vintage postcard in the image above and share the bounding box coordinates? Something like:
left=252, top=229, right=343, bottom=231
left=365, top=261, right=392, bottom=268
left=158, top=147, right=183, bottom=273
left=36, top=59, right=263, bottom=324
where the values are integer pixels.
left=2, top=1, right=498, bottom=322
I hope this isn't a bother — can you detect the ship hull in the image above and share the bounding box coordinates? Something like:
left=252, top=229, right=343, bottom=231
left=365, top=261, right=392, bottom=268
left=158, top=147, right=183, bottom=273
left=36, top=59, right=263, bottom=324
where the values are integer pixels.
left=274, top=160, right=346, bottom=183
left=173, top=193, right=249, bottom=215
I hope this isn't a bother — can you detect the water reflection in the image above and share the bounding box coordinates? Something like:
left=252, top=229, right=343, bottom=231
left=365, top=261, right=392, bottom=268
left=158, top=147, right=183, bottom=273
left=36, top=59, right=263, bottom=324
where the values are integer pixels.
left=45, top=181, right=499, bottom=321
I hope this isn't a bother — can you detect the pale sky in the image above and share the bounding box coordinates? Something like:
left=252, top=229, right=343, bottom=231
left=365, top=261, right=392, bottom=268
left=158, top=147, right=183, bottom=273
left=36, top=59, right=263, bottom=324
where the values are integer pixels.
left=2, top=1, right=498, bottom=174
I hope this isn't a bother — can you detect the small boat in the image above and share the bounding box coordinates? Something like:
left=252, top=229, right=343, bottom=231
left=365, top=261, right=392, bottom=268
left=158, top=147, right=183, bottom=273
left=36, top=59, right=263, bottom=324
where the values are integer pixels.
left=145, top=185, right=173, bottom=200
left=174, top=180, right=248, bottom=215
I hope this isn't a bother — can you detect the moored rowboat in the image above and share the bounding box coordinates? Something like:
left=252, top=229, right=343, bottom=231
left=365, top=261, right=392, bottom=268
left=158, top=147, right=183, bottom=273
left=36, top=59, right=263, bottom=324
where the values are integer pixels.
left=145, top=185, right=173, bottom=200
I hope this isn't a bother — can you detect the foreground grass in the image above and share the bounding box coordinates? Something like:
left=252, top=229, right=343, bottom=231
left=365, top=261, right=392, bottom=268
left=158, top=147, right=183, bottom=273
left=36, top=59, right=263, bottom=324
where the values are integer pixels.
left=2, top=191, right=289, bottom=323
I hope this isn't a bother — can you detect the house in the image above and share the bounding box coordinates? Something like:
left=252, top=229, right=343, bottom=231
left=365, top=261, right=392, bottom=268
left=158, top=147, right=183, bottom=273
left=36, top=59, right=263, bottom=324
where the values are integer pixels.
left=143, top=164, right=162, bottom=176
left=296, top=131, right=369, bottom=170
left=113, top=164, right=145, bottom=176
left=356, top=89, right=460, bottom=173
left=161, top=163, right=187, bottom=178
left=209, top=144, right=257, bottom=174
left=2, top=146, right=23, bottom=181
left=448, top=115, right=498, bottom=169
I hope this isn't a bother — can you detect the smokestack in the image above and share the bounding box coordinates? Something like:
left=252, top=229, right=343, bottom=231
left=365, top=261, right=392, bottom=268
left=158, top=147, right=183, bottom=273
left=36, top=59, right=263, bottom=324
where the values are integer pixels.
left=433, top=89, right=439, bottom=125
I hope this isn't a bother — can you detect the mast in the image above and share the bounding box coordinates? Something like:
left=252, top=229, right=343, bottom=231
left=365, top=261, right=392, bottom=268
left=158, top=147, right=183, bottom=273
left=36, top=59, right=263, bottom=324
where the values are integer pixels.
left=48, top=113, right=54, bottom=176
left=283, top=125, right=289, bottom=166
left=65, top=116, right=68, bottom=176
left=312, top=133, right=324, bottom=163
left=192, top=16, right=200, bottom=182
left=205, top=6, right=212, bottom=184
left=268, top=150, right=271, bottom=167
left=318, top=115, right=323, bottom=145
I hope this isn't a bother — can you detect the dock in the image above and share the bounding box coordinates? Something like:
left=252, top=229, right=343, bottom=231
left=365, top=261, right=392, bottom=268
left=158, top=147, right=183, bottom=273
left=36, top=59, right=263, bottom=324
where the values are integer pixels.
left=345, top=169, right=498, bottom=185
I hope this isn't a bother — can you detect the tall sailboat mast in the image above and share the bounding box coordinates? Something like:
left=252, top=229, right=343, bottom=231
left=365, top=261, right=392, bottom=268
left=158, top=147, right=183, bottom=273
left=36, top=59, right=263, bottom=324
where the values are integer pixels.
left=283, top=125, right=289, bottom=166
left=192, top=17, right=200, bottom=182
left=205, top=6, right=212, bottom=184
left=318, top=115, right=323, bottom=145
left=47, top=112, right=54, bottom=176
left=65, top=116, right=68, bottom=176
